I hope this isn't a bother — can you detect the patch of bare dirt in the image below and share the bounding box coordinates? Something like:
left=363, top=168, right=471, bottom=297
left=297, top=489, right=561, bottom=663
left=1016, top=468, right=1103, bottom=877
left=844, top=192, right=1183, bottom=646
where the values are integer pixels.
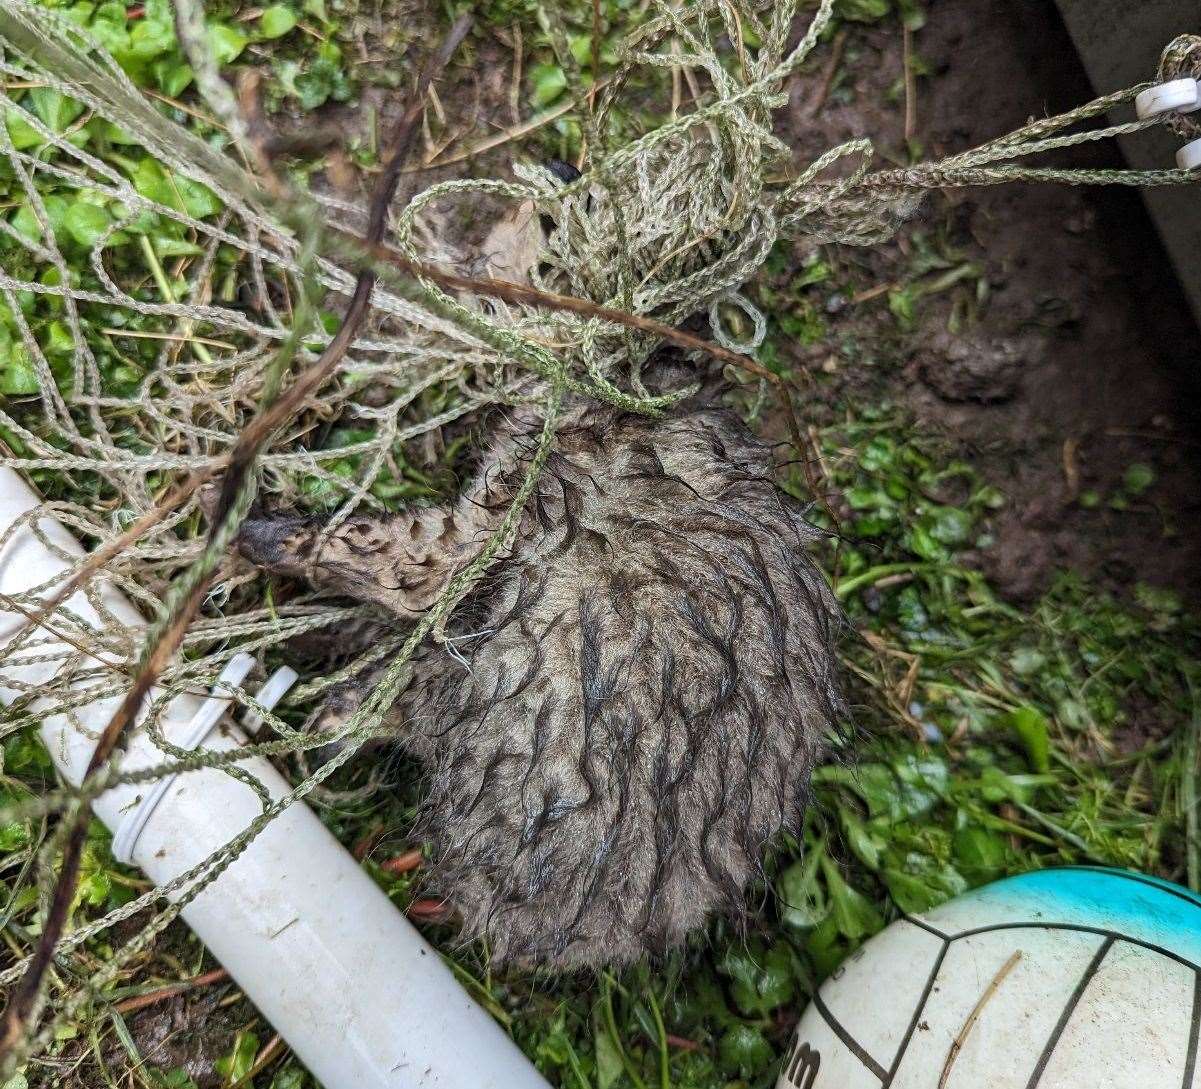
left=778, top=0, right=1201, bottom=603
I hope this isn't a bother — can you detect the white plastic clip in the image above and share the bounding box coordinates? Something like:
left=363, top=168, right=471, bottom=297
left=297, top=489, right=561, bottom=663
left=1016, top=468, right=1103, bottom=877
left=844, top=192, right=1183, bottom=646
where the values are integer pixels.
left=1178, top=138, right=1201, bottom=171
left=111, top=653, right=296, bottom=864
left=242, top=665, right=298, bottom=735
left=1136, top=78, right=1200, bottom=120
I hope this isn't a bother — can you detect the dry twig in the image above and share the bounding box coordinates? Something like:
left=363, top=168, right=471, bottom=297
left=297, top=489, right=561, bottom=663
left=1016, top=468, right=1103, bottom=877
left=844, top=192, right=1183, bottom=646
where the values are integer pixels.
left=113, top=968, right=231, bottom=1016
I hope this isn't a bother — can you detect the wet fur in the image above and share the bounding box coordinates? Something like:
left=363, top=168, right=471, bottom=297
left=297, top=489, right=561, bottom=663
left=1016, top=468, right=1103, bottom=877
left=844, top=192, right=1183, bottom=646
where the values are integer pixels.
left=233, top=392, right=844, bottom=969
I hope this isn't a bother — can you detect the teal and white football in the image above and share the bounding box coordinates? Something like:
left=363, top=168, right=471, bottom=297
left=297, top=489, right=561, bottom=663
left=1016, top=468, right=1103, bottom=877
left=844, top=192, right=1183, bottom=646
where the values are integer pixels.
left=778, top=867, right=1201, bottom=1089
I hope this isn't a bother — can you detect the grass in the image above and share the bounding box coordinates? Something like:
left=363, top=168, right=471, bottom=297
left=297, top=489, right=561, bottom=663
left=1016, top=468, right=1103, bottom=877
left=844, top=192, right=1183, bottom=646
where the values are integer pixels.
left=1, top=1, right=1198, bottom=1087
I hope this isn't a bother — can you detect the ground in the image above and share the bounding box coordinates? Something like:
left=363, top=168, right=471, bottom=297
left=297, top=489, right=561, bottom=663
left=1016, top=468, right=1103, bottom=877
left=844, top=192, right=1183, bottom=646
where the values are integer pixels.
left=2, top=1, right=1200, bottom=1088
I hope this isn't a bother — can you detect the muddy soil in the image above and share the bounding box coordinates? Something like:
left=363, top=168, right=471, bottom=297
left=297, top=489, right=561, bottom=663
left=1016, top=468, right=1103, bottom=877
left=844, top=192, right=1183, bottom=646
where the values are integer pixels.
left=779, top=0, right=1201, bottom=602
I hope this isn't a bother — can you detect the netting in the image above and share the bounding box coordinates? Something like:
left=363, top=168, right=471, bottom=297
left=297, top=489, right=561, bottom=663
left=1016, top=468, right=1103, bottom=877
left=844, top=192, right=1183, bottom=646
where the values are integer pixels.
left=0, top=0, right=1195, bottom=1065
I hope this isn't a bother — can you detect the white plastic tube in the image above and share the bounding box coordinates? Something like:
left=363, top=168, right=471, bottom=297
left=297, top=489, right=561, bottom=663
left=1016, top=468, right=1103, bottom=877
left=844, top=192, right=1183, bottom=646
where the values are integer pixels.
left=0, top=467, right=547, bottom=1089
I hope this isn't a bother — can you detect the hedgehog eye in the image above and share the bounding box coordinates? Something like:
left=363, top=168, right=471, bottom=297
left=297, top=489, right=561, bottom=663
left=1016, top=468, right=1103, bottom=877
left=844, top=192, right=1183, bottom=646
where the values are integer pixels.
left=546, top=158, right=581, bottom=185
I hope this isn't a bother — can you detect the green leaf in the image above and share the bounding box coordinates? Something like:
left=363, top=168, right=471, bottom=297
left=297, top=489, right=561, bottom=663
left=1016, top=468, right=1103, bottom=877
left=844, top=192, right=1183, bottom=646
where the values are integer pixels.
left=260, top=5, right=299, bottom=39
left=45, top=321, right=74, bottom=357
left=716, top=1024, right=773, bottom=1077
left=155, top=59, right=195, bottom=97
left=836, top=0, right=891, bottom=20
left=530, top=63, right=567, bottom=108
left=895, top=753, right=949, bottom=795
left=1007, top=705, right=1050, bottom=773
left=5, top=728, right=53, bottom=774
left=820, top=856, right=883, bottom=940
left=11, top=195, right=63, bottom=243
left=977, top=765, right=1053, bottom=805
left=842, top=755, right=945, bottom=824
left=5, top=108, right=44, bottom=151
left=207, top=24, right=248, bottom=65
left=896, top=0, right=927, bottom=29
left=534, top=1010, right=579, bottom=1073
left=0, top=817, right=29, bottom=852
left=952, top=824, right=1007, bottom=882
left=215, top=1030, right=259, bottom=1084
left=777, top=850, right=828, bottom=929
left=888, top=285, right=918, bottom=326
left=28, top=87, right=86, bottom=133
left=1135, top=583, right=1181, bottom=618
left=131, top=158, right=223, bottom=219
left=568, top=33, right=592, bottom=68
left=149, top=1069, right=198, bottom=1089
left=1122, top=462, right=1155, bottom=495
left=805, top=911, right=850, bottom=978
left=882, top=858, right=967, bottom=913
left=0, top=347, right=37, bottom=396
left=926, top=505, right=973, bottom=547
left=906, top=523, right=947, bottom=561
left=840, top=807, right=883, bottom=870
left=126, top=13, right=177, bottom=61
left=88, top=2, right=133, bottom=54
left=841, top=763, right=897, bottom=820
left=281, top=50, right=352, bottom=111
left=151, top=237, right=205, bottom=257
left=62, top=201, right=114, bottom=248
left=778, top=302, right=827, bottom=345
left=77, top=868, right=111, bottom=908
left=794, top=256, right=832, bottom=289
left=593, top=1019, right=623, bottom=1089
left=721, top=941, right=795, bottom=1016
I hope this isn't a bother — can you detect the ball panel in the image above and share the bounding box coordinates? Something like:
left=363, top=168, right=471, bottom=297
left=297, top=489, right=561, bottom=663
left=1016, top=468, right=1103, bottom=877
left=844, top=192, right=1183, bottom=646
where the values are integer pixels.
left=1035, top=940, right=1195, bottom=1088
left=889, top=926, right=1108, bottom=1089
left=777, top=1002, right=883, bottom=1089
left=1068, top=866, right=1201, bottom=909
left=1188, top=980, right=1201, bottom=1089
left=917, top=870, right=1201, bottom=969
left=815, top=919, right=945, bottom=1075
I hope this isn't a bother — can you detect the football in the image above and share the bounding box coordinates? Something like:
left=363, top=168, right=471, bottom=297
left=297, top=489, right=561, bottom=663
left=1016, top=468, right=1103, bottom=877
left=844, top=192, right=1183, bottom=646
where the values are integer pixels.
left=778, top=867, right=1201, bottom=1088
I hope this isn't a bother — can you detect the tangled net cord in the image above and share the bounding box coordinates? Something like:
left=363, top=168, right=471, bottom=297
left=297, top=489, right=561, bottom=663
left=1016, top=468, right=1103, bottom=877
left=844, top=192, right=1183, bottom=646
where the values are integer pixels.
left=0, top=0, right=1195, bottom=1054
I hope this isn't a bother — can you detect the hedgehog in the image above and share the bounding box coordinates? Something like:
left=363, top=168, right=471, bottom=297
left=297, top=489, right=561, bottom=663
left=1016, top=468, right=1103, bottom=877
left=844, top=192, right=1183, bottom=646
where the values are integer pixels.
left=226, top=181, right=845, bottom=970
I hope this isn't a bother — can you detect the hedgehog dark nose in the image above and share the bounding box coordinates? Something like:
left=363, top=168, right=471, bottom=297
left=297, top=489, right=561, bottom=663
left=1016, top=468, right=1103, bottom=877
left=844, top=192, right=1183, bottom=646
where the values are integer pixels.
left=235, top=512, right=312, bottom=568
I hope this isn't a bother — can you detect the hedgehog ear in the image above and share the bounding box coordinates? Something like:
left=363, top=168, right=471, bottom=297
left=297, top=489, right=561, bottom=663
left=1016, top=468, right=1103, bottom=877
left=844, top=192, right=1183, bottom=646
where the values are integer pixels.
left=470, top=159, right=583, bottom=288
left=198, top=483, right=320, bottom=579
left=474, top=199, right=545, bottom=284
